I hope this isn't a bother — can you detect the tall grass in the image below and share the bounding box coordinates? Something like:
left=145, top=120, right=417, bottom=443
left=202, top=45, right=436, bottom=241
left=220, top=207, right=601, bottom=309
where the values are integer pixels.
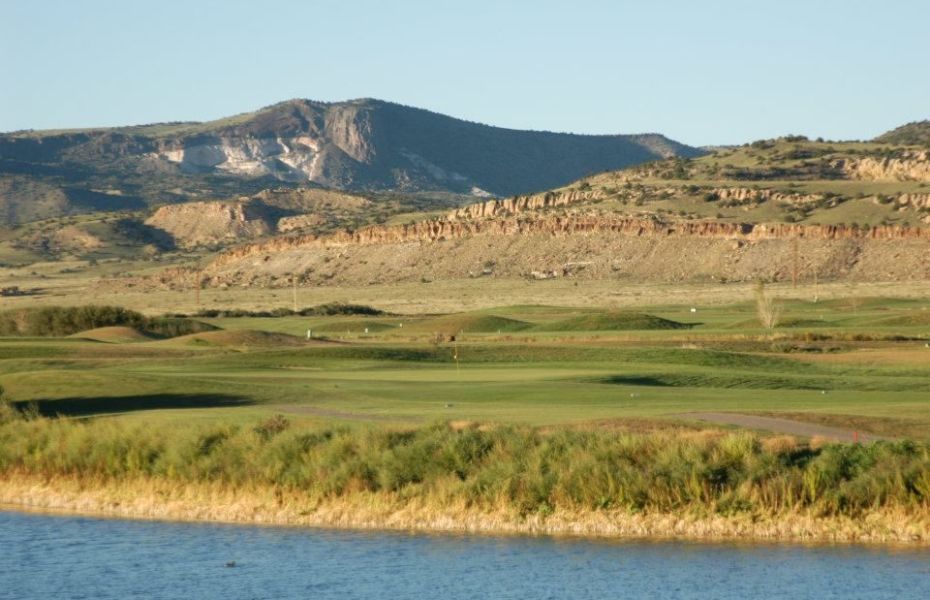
left=1, top=412, right=927, bottom=518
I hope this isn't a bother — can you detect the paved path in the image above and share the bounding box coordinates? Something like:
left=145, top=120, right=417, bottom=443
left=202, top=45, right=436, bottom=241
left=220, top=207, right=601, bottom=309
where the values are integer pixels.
left=678, top=412, right=887, bottom=442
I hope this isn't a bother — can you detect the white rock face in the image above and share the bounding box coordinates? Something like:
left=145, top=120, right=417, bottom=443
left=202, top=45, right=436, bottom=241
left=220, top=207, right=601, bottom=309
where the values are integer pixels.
left=154, top=135, right=489, bottom=193
left=157, top=136, right=321, bottom=181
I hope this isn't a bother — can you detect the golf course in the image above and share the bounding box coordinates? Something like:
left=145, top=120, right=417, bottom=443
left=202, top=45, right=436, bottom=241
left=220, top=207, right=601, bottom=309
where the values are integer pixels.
left=2, top=284, right=929, bottom=543
left=2, top=292, right=929, bottom=434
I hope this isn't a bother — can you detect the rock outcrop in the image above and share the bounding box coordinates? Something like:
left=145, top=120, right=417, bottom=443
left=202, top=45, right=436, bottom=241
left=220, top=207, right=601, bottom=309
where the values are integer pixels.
left=154, top=135, right=321, bottom=182
left=709, top=188, right=824, bottom=206
left=835, top=151, right=930, bottom=182
left=212, top=215, right=930, bottom=262
left=890, top=193, right=930, bottom=211
left=145, top=200, right=275, bottom=248
left=170, top=213, right=930, bottom=289
left=277, top=214, right=324, bottom=233
left=448, top=189, right=607, bottom=219
left=447, top=184, right=930, bottom=222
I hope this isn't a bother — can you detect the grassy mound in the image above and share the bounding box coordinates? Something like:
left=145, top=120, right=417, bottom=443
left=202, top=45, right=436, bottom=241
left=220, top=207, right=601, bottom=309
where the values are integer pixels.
left=541, top=311, right=692, bottom=332
left=69, top=326, right=155, bottom=343
left=309, top=320, right=398, bottom=334
left=421, top=314, right=534, bottom=335
left=166, top=330, right=308, bottom=348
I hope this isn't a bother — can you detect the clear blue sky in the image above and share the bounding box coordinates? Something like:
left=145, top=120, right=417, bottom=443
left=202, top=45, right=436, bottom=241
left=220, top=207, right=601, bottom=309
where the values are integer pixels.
left=2, top=0, right=927, bottom=145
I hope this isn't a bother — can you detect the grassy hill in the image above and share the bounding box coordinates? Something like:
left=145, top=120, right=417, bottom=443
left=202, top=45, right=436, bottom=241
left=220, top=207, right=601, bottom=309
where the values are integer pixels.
left=875, top=120, right=930, bottom=147
left=499, top=135, right=930, bottom=228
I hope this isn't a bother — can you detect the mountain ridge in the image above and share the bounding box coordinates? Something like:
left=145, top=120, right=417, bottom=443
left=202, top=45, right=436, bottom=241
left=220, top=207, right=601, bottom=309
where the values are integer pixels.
left=0, top=98, right=703, bottom=226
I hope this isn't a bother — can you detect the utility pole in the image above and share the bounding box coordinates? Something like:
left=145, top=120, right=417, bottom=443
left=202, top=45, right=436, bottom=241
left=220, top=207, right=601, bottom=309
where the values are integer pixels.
left=195, top=270, right=202, bottom=306
left=791, top=238, right=799, bottom=289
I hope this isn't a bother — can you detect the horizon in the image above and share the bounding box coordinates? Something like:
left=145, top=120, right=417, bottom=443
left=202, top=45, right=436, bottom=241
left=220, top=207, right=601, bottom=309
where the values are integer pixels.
left=3, top=1, right=929, bottom=145
left=3, top=95, right=924, bottom=145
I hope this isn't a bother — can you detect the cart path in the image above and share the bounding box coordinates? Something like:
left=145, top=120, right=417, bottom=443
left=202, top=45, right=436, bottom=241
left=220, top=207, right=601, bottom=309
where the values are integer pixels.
left=678, top=412, right=889, bottom=442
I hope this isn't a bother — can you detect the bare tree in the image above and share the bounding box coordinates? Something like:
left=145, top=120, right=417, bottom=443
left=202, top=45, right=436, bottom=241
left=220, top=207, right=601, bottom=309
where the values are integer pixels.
left=755, top=280, right=781, bottom=332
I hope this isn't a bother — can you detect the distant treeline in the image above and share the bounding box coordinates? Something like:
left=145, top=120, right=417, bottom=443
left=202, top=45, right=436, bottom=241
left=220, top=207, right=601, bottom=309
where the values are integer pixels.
left=174, top=302, right=386, bottom=319
left=0, top=306, right=216, bottom=338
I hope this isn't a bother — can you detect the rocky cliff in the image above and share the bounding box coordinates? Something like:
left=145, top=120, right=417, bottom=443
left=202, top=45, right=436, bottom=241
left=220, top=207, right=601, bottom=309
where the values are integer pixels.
left=835, top=151, right=930, bottom=181
left=160, top=213, right=929, bottom=289
left=446, top=184, right=930, bottom=222
left=448, top=190, right=608, bottom=219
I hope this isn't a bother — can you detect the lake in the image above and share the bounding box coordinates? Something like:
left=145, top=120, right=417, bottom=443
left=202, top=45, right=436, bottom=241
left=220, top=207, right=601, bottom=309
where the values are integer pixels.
left=2, top=510, right=929, bottom=599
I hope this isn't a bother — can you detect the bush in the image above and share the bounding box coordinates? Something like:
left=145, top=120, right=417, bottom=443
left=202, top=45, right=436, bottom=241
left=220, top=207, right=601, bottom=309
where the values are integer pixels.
left=0, top=306, right=216, bottom=338
left=144, top=317, right=217, bottom=338
left=189, top=303, right=385, bottom=319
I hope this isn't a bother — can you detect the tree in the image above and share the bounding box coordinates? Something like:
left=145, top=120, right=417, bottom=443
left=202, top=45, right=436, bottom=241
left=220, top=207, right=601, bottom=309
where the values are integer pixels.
left=754, top=280, right=781, bottom=333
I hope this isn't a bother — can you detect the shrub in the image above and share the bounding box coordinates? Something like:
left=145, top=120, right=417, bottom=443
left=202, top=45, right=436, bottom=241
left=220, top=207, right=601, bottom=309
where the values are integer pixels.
left=0, top=306, right=216, bottom=338
left=754, top=281, right=781, bottom=332
left=190, top=303, right=385, bottom=319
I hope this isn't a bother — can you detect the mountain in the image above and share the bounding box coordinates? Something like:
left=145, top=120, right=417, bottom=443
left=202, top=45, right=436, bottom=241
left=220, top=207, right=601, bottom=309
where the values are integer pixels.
left=0, top=98, right=704, bottom=225
left=875, top=120, right=930, bottom=147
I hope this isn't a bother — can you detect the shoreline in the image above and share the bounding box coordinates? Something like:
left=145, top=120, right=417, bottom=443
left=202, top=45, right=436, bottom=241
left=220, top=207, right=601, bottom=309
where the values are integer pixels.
left=3, top=474, right=928, bottom=545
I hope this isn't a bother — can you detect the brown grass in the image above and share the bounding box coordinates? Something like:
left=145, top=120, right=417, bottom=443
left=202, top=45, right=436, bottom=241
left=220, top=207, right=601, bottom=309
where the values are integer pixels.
left=3, top=269, right=930, bottom=316
left=796, top=348, right=930, bottom=366
left=2, top=473, right=929, bottom=544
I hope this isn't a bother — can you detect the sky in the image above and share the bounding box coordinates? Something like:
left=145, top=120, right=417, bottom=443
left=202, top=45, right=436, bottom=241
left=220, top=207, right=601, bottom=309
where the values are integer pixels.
left=1, top=0, right=928, bottom=145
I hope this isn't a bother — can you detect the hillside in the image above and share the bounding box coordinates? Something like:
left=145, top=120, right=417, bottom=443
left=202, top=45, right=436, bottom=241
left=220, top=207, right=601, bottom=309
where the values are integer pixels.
left=0, top=185, right=465, bottom=264
left=875, top=121, right=930, bottom=147
left=446, top=136, right=930, bottom=228
left=0, top=98, right=702, bottom=226
left=129, top=135, right=930, bottom=289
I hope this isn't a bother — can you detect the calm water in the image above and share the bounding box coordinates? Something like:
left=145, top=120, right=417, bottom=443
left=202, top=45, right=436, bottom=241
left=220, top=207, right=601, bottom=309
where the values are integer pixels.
left=2, top=511, right=929, bottom=600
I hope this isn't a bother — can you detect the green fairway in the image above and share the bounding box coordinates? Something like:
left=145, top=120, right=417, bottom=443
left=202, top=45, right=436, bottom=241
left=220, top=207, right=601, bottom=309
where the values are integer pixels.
left=2, top=296, right=929, bottom=438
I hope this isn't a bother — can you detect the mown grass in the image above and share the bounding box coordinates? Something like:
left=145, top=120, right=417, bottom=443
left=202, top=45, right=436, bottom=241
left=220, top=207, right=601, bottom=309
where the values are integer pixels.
left=1, top=411, right=928, bottom=518
left=539, top=312, right=693, bottom=332
left=1, top=298, right=929, bottom=434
